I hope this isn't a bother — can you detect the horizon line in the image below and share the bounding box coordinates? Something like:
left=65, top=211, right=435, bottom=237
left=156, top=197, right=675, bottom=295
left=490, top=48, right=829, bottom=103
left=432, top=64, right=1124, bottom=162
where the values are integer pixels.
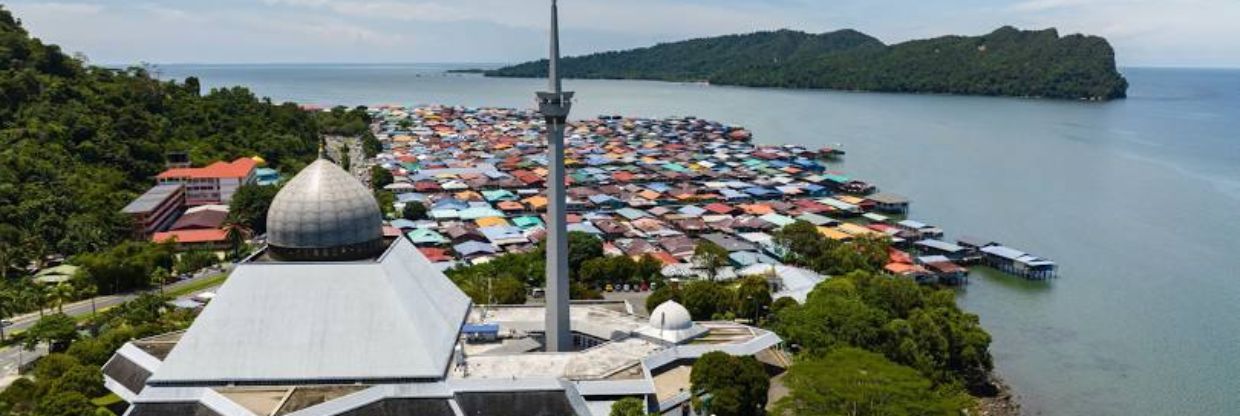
left=99, top=62, right=1240, bottom=71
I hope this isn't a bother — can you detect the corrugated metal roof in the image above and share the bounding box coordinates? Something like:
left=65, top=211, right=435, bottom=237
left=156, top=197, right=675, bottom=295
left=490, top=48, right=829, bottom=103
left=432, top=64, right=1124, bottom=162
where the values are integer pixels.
left=122, top=184, right=184, bottom=214
left=149, top=239, right=471, bottom=385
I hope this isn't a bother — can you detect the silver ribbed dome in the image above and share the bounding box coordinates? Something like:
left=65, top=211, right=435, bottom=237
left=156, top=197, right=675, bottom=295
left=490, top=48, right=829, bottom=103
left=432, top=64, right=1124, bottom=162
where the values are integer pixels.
left=266, top=160, right=384, bottom=261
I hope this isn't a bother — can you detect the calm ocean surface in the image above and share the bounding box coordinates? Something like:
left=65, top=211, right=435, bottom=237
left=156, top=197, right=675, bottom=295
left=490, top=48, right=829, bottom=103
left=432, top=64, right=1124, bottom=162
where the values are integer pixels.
left=160, top=63, right=1240, bottom=415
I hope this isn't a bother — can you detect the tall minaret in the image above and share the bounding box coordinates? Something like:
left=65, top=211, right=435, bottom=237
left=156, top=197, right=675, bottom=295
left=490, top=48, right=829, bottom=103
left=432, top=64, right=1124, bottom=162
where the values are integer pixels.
left=538, top=0, right=574, bottom=352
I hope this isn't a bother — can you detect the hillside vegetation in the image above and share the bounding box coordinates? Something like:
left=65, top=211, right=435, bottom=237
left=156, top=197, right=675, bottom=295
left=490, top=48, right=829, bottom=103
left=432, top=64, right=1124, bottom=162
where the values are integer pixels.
left=489, top=26, right=1128, bottom=100
left=0, top=6, right=366, bottom=273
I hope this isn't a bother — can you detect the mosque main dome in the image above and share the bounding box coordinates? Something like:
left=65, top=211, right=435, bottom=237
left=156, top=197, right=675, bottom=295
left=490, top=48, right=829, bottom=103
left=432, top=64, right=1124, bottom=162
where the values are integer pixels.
left=266, top=159, right=384, bottom=261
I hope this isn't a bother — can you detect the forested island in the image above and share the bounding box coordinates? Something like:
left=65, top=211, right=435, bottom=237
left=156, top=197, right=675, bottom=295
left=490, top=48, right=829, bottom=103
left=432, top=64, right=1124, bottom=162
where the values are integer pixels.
left=489, top=26, right=1128, bottom=100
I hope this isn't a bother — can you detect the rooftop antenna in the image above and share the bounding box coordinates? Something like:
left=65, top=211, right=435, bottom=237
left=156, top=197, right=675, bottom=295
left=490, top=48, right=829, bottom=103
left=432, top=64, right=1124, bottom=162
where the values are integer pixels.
left=538, top=0, right=574, bottom=353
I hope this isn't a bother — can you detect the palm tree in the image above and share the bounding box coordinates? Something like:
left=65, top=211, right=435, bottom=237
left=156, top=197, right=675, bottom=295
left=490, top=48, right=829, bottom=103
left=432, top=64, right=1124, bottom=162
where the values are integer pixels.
left=24, top=285, right=48, bottom=318
left=221, top=221, right=251, bottom=260
left=150, top=267, right=171, bottom=296
left=50, top=283, right=75, bottom=313
left=78, top=283, right=98, bottom=318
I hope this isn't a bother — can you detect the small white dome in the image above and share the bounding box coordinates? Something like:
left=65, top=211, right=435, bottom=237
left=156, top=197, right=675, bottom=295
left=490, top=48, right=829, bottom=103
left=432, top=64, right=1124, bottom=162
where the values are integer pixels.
left=649, top=300, right=694, bottom=331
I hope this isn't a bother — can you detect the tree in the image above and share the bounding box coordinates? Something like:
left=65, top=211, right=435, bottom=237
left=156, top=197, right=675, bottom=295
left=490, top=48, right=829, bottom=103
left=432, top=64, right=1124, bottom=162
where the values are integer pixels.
left=690, top=351, right=769, bottom=416
left=486, top=276, right=527, bottom=305
left=149, top=267, right=171, bottom=296
left=402, top=202, right=427, bottom=221
left=361, top=131, right=382, bottom=158
left=227, top=184, right=280, bottom=235
left=693, top=240, right=729, bottom=281
left=33, top=391, right=96, bottom=416
left=338, top=145, right=351, bottom=172
left=49, top=283, right=75, bottom=313
left=645, top=284, right=681, bottom=313
left=567, top=231, right=603, bottom=273
left=680, top=281, right=735, bottom=320
left=773, top=348, right=973, bottom=416
left=0, top=224, right=25, bottom=279
left=570, top=282, right=602, bottom=300
left=771, top=271, right=995, bottom=393
left=72, top=241, right=174, bottom=294
left=370, top=165, right=394, bottom=189
left=609, top=397, right=646, bottom=416
left=375, top=190, right=396, bottom=217
left=48, top=363, right=106, bottom=398
left=221, top=220, right=250, bottom=260
left=0, top=289, right=16, bottom=341
left=25, top=314, right=78, bottom=351
left=175, top=250, right=218, bottom=275
left=736, top=276, right=772, bottom=323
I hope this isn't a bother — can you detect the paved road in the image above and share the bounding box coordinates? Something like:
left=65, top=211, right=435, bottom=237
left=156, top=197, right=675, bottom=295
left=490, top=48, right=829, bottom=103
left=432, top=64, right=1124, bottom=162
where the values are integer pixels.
left=0, top=265, right=232, bottom=388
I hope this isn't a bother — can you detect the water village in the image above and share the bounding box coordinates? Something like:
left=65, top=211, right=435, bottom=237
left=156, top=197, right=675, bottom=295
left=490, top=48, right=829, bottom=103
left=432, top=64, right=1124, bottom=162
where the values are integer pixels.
left=358, top=105, right=1058, bottom=288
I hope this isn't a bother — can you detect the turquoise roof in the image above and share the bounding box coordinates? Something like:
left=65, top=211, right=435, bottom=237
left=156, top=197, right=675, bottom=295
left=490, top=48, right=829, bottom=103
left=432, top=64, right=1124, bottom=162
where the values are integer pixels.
left=406, top=228, right=448, bottom=245
left=512, top=216, right=544, bottom=229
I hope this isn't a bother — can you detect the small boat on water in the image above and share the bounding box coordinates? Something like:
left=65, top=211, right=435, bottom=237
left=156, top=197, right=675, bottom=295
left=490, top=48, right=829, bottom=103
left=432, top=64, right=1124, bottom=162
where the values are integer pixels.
left=818, top=144, right=846, bottom=159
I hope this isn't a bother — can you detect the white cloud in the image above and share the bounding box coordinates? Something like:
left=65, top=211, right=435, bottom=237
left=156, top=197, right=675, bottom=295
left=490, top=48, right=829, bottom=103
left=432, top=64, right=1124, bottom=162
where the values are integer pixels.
left=8, top=1, right=104, bottom=19
left=5, top=0, right=1240, bottom=66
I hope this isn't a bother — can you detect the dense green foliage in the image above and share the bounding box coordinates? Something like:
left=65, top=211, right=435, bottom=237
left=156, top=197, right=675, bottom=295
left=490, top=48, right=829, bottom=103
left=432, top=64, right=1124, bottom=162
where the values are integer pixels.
left=773, top=271, right=994, bottom=393
left=71, top=241, right=174, bottom=294
left=495, top=29, right=880, bottom=82
left=773, top=348, right=973, bottom=416
left=774, top=221, right=890, bottom=275
left=370, top=165, right=394, bottom=189
left=644, top=277, right=771, bottom=322
left=1, top=293, right=196, bottom=415
left=578, top=255, right=661, bottom=287
left=690, top=351, right=770, bottom=416
left=0, top=6, right=326, bottom=277
left=692, top=240, right=730, bottom=281
left=23, top=313, right=77, bottom=351
left=401, top=202, right=427, bottom=221
left=608, top=397, right=646, bottom=416
left=491, top=27, right=1127, bottom=100
left=227, top=184, right=280, bottom=235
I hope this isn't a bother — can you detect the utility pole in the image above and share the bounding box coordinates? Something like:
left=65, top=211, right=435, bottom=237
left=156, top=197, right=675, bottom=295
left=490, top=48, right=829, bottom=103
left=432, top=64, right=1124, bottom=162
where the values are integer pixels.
left=538, top=0, right=574, bottom=352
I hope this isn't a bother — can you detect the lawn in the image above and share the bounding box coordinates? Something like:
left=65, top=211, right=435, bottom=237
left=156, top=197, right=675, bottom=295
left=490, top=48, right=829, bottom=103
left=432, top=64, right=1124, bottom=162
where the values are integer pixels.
left=165, top=273, right=228, bottom=298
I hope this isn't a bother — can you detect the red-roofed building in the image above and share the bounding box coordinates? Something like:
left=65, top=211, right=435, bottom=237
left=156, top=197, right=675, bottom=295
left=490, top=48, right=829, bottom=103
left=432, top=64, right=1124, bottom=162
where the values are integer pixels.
left=156, top=158, right=257, bottom=205
left=703, top=203, right=735, bottom=215
left=418, top=247, right=454, bottom=263
left=152, top=229, right=229, bottom=250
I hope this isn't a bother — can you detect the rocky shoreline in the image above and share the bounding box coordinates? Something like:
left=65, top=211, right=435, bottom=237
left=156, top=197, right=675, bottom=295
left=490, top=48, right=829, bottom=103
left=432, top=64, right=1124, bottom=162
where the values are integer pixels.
left=978, top=374, right=1022, bottom=416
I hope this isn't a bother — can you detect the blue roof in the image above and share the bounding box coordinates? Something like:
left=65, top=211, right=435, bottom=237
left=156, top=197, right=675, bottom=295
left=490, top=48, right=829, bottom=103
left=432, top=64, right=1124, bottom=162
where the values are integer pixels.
left=462, top=323, right=499, bottom=334
left=389, top=219, right=418, bottom=229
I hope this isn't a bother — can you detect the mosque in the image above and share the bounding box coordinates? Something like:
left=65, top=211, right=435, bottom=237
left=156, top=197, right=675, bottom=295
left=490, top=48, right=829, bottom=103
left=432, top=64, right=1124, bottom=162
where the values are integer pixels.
left=100, top=2, right=783, bottom=415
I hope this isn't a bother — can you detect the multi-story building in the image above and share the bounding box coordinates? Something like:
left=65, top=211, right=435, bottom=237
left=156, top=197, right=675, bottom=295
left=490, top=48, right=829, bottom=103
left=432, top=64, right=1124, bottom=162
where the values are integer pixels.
left=120, top=183, right=186, bottom=238
left=156, top=158, right=257, bottom=206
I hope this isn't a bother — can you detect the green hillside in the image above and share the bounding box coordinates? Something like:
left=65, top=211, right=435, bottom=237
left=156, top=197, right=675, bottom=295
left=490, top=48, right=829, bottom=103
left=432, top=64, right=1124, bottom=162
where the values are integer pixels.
left=0, top=6, right=357, bottom=270
left=489, top=26, right=1128, bottom=100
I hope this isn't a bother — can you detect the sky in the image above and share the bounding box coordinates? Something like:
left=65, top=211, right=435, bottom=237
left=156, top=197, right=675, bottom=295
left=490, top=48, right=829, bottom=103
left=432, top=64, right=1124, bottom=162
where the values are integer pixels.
left=5, top=0, right=1238, bottom=68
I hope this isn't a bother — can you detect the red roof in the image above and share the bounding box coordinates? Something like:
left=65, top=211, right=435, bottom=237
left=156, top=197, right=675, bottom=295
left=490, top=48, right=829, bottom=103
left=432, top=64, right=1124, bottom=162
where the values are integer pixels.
left=157, top=158, right=256, bottom=180
left=703, top=203, right=734, bottom=215
left=152, top=229, right=228, bottom=244
left=382, top=226, right=402, bottom=238
left=418, top=247, right=453, bottom=262
left=648, top=251, right=680, bottom=266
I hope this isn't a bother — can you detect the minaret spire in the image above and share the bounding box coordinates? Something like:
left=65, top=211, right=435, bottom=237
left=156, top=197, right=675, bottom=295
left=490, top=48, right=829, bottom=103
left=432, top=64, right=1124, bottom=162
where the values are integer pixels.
left=537, top=0, right=574, bottom=353
left=549, top=0, right=562, bottom=93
